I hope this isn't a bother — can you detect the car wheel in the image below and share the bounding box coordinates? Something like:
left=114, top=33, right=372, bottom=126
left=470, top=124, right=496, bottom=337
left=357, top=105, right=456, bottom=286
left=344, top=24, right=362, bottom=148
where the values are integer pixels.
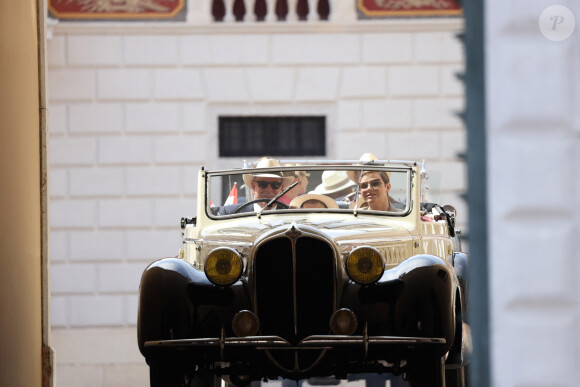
left=190, top=374, right=223, bottom=387
left=149, top=362, right=192, bottom=387
left=225, top=374, right=255, bottom=387
left=405, top=357, right=445, bottom=387
left=445, top=366, right=467, bottom=387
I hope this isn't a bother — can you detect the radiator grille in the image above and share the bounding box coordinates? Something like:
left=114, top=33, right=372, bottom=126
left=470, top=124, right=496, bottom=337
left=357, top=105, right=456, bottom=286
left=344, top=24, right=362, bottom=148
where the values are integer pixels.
left=295, top=237, right=334, bottom=337
left=255, top=235, right=335, bottom=344
left=254, top=238, right=294, bottom=339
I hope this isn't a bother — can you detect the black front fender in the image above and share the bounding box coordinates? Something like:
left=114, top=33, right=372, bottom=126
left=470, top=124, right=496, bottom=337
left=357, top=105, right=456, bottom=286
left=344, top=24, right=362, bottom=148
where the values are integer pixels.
left=393, top=255, right=456, bottom=354
left=340, top=254, right=456, bottom=357
left=137, top=258, right=209, bottom=358
left=137, top=258, right=252, bottom=359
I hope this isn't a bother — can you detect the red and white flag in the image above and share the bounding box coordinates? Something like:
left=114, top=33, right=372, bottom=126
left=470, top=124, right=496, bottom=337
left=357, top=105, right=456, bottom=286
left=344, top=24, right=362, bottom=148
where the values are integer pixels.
left=224, top=182, right=238, bottom=206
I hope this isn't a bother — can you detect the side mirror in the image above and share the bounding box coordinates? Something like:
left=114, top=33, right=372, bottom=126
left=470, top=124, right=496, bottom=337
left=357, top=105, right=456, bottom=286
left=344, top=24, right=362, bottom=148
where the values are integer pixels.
left=442, top=205, right=456, bottom=237
left=442, top=205, right=456, bottom=220
left=181, top=217, right=196, bottom=229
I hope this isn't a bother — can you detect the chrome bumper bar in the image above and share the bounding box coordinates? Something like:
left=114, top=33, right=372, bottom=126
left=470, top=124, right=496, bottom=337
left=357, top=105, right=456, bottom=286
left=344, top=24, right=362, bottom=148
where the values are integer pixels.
left=145, top=334, right=445, bottom=350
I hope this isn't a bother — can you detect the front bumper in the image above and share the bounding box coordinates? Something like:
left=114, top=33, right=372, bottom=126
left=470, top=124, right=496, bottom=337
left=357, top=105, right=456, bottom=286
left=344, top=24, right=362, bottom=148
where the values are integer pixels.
left=145, top=334, right=445, bottom=353
left=145, top=333, right=447, bottom=377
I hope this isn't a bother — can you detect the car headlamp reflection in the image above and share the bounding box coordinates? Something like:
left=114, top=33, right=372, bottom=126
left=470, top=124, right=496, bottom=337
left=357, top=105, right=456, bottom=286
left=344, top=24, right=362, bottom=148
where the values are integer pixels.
left=346, top=246, right=384, bottom=285
left=205, top=247, right=243, bottom=286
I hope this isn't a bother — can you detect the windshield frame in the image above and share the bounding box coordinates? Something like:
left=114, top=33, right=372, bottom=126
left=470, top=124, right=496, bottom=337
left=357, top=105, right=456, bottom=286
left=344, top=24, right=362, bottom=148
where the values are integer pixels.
left=205, top=162, right=416, bottom=220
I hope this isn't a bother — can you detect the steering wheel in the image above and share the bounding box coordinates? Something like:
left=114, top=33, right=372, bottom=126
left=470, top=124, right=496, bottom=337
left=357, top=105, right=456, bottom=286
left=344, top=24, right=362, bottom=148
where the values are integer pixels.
left=233, top=198, right=289, bottom=213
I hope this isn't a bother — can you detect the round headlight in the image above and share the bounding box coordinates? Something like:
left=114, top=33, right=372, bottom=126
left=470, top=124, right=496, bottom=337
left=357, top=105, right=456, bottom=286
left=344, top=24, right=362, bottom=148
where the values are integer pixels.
left=232, top=310, right=260, bottom=337
left=330, top=308, right=358, bottom=335
left=205, top=248, right=243, bottom=286
left=346, top=246, right=384, bottom=285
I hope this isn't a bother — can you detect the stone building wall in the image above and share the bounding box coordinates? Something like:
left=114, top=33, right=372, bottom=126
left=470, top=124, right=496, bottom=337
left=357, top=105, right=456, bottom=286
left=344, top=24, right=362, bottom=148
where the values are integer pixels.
left=46, top=3, right=465, bottom=385
left=486, top=1, right=580, bottom=385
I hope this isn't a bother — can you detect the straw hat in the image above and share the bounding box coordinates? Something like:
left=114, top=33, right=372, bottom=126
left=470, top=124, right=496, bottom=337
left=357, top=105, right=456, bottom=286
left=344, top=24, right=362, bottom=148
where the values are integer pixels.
left=347, top=153, right=380, bottom=182
left=290, top=194, right=338, bottom=209
left=242, top=158, right=294, bottom=187
left=359, top=153, right=378, bottom=162
left=282, top=163, right=310, bottom=180
left=312, top=170, right=356, bottom=195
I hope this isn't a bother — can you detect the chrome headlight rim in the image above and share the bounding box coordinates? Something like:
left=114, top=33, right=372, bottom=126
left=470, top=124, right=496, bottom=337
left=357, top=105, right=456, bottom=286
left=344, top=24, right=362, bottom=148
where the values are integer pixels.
left=204, top=247, right=243, bottom=286
left=232, top=310, right=260, bottom=337
left=345, top=245, right=385, bottom=285
left=330, top=308, right=358, bottom=336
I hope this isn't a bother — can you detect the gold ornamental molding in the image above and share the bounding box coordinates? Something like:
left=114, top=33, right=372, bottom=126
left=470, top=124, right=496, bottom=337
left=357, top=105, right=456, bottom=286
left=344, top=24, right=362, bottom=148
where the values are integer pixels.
left=48, top=0, right=186, bottom=20
left=358, top=0, right=462, bottom=17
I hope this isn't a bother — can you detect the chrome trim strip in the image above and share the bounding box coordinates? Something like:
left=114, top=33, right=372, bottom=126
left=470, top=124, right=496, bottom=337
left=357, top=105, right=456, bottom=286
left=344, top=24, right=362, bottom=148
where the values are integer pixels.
left=264, top=347, right=328, bottom=375
left=206, top=163, right=416, bottom=175
left=144, top=336, right=289, bottom=348
left=144, top=335, right=446, bottom=349
left=289, top=227, right=299, bottom=336
left=206, top=167, right=413, bottom=219
left=299, top=335, right=446, bottom=346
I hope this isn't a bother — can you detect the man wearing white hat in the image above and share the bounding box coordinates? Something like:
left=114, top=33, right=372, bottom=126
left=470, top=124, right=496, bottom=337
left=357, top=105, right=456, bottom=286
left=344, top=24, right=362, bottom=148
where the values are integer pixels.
left=219, top=157, right=293, bottom=214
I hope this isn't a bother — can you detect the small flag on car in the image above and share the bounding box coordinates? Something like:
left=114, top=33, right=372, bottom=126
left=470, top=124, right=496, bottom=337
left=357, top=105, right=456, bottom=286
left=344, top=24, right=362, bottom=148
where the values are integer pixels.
left=224, top=182, right=238, bottom=206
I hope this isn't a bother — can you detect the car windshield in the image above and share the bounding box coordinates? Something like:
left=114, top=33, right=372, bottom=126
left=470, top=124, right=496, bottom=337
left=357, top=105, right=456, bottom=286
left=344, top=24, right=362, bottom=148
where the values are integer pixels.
left=206, top=164, right=412, bottom=218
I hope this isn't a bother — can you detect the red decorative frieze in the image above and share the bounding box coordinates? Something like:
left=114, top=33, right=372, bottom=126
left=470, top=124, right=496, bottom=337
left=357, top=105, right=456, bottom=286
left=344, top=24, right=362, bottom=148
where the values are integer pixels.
left=358, top=0, right=462, bottom=17
left=49, top=0, right=185, bottom=20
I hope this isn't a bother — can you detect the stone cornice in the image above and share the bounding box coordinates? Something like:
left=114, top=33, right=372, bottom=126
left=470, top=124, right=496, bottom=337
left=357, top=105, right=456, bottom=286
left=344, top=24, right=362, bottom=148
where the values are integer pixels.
left=48, top=17, right=463, bottom=36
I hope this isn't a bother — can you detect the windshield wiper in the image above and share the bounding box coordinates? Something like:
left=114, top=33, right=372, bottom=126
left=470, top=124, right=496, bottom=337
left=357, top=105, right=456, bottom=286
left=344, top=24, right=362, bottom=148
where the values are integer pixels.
left=257, top=181, right=298, bottom=219
left=353, top=172, right=361, bottom=217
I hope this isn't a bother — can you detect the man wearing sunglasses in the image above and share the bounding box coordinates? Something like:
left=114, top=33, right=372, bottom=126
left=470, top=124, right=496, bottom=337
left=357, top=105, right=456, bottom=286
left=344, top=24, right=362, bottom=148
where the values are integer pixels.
left=250, top=177, right=284, bottom=208
left=219, top=157, right=293, bottom=215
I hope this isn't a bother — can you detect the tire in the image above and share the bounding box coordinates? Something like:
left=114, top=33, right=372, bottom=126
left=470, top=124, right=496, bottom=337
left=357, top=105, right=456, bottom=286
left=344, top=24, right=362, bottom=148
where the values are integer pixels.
left=191, top=374, right=222, bottom=387
left=445, top=367, right=466, bottom=387
left=445, top=366, right=467, bottom=387
left=405, top=357, right=445, bottom=387
left=226, top=374, right=254, bottom=387
left=149, top=362, right=192, bottom=387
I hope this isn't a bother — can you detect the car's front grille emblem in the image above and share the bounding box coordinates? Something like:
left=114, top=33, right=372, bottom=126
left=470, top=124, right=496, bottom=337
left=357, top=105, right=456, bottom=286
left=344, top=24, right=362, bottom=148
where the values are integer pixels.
left=286, top=224, right=301, bottom=239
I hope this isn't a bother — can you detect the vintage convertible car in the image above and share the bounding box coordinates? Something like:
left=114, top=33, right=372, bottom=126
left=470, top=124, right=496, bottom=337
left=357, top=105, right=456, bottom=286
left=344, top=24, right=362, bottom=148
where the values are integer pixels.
left=137, top=159, right=470, bottom=387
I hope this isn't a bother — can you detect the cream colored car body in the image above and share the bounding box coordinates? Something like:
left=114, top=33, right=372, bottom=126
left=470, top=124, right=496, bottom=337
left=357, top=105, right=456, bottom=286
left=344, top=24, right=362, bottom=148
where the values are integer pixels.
left=181, top=162, right=455, bottom=273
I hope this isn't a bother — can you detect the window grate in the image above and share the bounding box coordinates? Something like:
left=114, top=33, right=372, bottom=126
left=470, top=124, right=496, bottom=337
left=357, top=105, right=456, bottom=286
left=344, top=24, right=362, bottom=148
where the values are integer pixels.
left=219, top=116, right=326, bottom=157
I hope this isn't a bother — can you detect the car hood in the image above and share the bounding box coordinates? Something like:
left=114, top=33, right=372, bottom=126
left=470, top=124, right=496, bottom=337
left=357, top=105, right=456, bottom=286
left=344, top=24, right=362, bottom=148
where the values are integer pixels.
left=199, top=215, right=412, bottom=246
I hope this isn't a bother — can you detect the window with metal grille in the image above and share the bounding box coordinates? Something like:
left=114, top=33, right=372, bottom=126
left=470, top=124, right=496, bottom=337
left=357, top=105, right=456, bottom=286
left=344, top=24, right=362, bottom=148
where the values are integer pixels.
left=219, top=116, right=326, bottom=157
